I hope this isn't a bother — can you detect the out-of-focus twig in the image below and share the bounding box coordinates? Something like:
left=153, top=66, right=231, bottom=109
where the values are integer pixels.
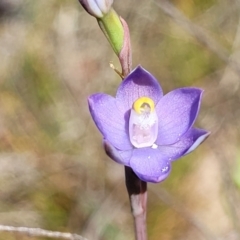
left=154, top=0, right=240, bottom=77
left=0, top=225, right=88, bottom=240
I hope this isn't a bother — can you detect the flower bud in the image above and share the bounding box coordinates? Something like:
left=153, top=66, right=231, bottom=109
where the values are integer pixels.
left=79, top=0, right=113, bottom=18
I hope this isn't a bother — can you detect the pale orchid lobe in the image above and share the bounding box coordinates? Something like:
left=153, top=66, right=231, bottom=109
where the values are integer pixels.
left=79, top=0, right=113, bottom=18
left=88, top=66, right=210, bottom=183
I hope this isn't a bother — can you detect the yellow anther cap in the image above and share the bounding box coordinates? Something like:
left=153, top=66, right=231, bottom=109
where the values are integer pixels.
left=133, top=97, right=155, bottom=114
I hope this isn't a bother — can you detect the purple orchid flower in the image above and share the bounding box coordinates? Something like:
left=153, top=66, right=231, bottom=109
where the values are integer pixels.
left=88, top=66, right=210, bottom=183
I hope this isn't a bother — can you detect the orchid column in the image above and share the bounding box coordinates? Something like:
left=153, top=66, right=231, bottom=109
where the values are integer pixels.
left=78, top=1, right=147, bottom=239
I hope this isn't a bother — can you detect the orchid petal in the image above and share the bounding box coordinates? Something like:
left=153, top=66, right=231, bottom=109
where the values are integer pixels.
left=130, top=148, right=171, bottom=183
left=158, top=128, right=210, bottom=161
left=88, top=93, right=132, bottom=150
left=116, top=66, right=163, bottom=113
left=156, top=88, right=203, bottom=145
left=79, top=0, right=103, bottom=17
left=184, top=128, right=210, bottom=155
left=104, top=139, right=132, bottom=166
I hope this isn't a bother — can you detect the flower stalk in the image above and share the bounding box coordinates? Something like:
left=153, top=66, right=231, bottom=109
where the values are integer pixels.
left=125, top=167, right=148, bottom=240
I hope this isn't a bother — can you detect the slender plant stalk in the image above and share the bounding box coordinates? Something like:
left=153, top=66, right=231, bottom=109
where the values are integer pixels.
left=125, top=166, right=148, bottom=240
left=98, top=6, right=146, bottom=239
left=120, top=17, right=147, bottom=238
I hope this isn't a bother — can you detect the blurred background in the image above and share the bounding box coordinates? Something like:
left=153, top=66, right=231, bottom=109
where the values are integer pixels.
left=0, top=0, right=240, bottom=239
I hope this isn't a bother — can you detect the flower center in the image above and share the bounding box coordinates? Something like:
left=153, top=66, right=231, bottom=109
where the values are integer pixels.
left=129, top=97, right=158, bottom=148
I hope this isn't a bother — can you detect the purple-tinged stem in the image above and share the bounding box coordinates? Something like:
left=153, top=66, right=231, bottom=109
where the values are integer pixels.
left=125, top=166, right=148, bottom=240
left=119, top=17, right=132, bottom=77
